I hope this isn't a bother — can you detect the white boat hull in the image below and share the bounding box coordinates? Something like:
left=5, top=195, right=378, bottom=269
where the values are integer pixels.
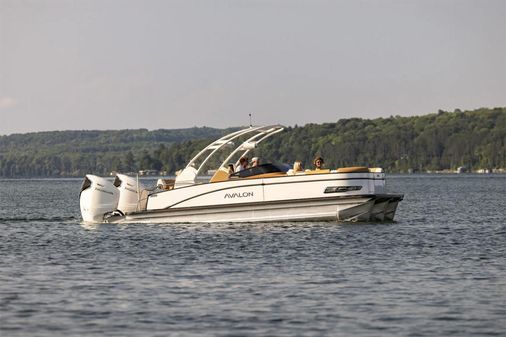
left=104, top=194, right=402, bottom=224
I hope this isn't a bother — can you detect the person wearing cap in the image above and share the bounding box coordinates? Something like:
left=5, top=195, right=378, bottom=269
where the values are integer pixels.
left=251, top=157, right=259, bottom=167
left=313, top=156, right=324, bottom=170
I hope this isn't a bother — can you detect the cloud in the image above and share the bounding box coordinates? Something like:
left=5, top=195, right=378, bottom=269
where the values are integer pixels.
left=0, top=97, right=17, bottom=109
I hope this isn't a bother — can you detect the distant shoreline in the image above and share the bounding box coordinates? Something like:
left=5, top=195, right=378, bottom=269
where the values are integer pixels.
left=1, top=108, right=505, bottom=178
left=1, top=172, right=506, bottom=181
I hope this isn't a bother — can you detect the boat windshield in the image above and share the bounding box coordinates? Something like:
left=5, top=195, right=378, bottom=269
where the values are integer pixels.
left=229, top=163, right=289, bottom=178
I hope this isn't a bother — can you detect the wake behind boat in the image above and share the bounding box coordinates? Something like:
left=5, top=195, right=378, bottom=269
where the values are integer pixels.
left=80, top=125, right=403, bottom=223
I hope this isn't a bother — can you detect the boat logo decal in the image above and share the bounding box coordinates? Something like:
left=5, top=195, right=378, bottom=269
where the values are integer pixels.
left=324, top=186, right=362, bottom=193
left=224, top=191, right=254, bottom=199
left=125, top=187, right=138, bottom=193
left=94, top=187, right=114, bottom=195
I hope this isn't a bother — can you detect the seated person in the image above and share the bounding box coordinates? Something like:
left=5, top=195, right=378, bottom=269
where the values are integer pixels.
left=313, top=156, right=324, bottom=170
left=288, top=161, right=304, bottom=175
left=293, top=161, right=304, bottom=173
left=227, top=163, right=235, bottom=175
left=251, top=157, right=259, bottom=167
left=235, top=156, right=249, bottom=172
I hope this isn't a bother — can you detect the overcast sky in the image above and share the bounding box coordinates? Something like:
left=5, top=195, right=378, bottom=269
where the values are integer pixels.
left=0, top=0, right=505, bottom=135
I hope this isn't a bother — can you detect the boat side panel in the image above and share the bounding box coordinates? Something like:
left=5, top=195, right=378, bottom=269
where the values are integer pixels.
left=146, top=172, right=384, bottom=211
left=127, top=196, right=374, bottom=223
left=146, top=180, right=263, bottom=210
left=262, top=174, right=377, bottom=202
left=120, top=194, right=401, bottom=224
left=171, top=184, right=265, bottom=208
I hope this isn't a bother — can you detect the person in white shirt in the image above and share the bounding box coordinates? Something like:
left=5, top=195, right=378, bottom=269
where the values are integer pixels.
left=235, top=157, right=249, bottom=172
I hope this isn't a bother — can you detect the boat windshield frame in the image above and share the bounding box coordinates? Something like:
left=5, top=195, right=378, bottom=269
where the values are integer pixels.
left=184, top=125, right=284, bottom=178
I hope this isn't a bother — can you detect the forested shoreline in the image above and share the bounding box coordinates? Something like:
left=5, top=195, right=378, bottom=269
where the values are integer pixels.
left=0, top=107, right=505, bottom=177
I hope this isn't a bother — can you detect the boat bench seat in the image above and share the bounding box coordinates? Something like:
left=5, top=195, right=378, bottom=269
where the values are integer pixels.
left=244, top=172, right=287, bottom=179
left=210, top=169, right=230, bottom=183
left=157, top=178, right=175, bottom=190
left=303, top=167, right=371, bottom=174
left=335, top=166, right=370, bottom=173
left=304, top=169, right=331, bottom=174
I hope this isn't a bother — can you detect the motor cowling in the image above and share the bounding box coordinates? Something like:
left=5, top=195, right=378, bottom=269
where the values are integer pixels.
left=114, top=174, right=144, bottom=214
left=80, top=174, right=120, bottom=223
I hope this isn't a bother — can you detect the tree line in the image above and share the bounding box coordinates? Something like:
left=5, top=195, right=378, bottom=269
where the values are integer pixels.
left=0, top=107, right=504, bottom=177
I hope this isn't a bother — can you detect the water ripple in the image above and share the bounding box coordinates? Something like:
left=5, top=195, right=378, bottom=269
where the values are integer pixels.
left=0, top=175, right=505, bottom=336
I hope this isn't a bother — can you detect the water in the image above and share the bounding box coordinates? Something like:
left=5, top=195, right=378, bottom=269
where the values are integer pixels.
left=1, top=175, right=505, bottom=336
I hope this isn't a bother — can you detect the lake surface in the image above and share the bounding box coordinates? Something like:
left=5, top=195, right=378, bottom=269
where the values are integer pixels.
left=1, top=175, right=505, bottom=336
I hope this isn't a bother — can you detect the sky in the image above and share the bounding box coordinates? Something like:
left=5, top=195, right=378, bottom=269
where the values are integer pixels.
left=0, top=0, right=505, bottom=135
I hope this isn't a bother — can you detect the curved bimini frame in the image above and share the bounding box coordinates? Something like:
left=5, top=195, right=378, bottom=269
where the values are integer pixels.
left=174, top=125, right=284, bottom=187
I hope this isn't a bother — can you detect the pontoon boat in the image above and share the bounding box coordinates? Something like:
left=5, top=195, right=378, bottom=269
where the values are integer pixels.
left=80, top=125, right=403, bottom=223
